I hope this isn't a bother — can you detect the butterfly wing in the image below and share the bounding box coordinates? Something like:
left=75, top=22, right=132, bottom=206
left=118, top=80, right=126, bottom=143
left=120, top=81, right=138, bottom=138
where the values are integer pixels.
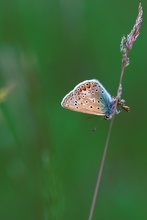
left=61, top=79, right=112, bottom=116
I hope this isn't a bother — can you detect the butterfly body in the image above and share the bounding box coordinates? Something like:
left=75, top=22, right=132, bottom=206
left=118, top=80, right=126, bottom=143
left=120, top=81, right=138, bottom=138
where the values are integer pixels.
left=61, top=79, right=118, bottom=119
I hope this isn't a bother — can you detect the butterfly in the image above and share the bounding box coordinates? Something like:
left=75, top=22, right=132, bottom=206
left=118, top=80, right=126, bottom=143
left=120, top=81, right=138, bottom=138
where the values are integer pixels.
left=61, top=79, right=130, bottom=120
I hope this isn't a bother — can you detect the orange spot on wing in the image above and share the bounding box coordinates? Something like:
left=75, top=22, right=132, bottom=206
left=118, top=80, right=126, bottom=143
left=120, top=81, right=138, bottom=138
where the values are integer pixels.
left=86, top=83, right=90, bottom=88
left=82, top=86, right=86, bottom=91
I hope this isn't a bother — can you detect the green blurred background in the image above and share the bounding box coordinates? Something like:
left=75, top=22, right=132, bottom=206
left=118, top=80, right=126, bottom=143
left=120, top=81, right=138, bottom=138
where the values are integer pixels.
left=0, top=0, right=146, bottom=219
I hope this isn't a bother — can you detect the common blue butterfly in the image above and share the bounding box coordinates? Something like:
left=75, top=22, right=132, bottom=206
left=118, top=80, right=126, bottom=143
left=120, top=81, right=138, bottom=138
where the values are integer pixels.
left=61, top=79, right=130, bottom=120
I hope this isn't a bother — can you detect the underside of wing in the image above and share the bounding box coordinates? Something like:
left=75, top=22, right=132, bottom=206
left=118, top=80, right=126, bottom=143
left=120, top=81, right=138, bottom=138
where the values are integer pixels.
left=61, top=79, right=112, bottom=116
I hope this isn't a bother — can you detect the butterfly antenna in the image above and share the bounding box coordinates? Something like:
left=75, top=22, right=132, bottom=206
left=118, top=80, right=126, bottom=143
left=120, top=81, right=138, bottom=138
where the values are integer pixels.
left=92, top=117, right=103, bottom=133
left=92, top=126, right=97, bottom=133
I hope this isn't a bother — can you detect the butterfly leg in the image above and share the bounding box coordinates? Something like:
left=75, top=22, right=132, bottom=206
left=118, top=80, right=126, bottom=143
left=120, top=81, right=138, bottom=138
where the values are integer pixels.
left=116, top=109, right=121, bottom=114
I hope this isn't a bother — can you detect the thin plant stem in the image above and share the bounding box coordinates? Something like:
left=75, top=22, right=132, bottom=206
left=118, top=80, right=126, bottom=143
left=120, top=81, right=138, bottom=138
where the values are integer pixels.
left=88, top=63, right=126, bottom=220
left=88, top=3, right=143, bottom=219
left=88, top=117, right=113, bottom=220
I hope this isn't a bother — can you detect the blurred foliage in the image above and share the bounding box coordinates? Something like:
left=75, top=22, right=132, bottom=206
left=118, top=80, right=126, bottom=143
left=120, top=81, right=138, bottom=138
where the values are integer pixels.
left=0, top=0, right=147, bottom=220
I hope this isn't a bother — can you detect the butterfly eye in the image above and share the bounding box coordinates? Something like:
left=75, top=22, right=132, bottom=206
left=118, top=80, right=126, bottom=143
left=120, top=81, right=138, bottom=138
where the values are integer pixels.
left=105, top=115, right=110, bottom=120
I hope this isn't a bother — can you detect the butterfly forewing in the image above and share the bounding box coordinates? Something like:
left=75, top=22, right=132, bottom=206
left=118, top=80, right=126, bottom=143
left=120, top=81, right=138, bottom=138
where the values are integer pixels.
left=61, top=79, right=112, bottom=116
